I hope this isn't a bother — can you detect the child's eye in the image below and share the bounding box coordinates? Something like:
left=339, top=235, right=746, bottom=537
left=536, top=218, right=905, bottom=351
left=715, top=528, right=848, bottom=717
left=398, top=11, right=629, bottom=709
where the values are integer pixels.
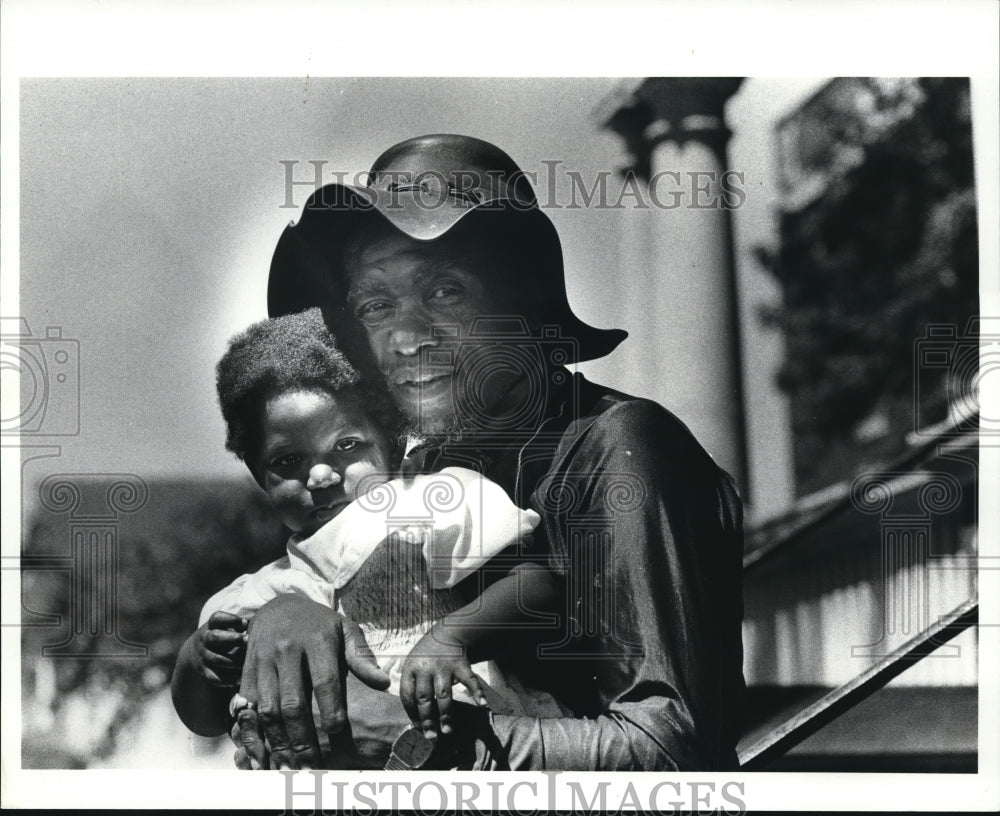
left=270, top=454, right=301, bottom=469
left=335, top=438, right=360, bottom=452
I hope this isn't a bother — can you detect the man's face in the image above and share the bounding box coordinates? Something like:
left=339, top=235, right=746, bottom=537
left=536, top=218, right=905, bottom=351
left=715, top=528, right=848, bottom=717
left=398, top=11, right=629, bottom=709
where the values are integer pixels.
left=345, top=228, right=529, bottom=437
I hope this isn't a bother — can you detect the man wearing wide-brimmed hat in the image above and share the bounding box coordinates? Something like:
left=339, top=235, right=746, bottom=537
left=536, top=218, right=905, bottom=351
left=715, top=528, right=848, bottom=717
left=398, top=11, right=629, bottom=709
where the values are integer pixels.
left=234, top=134, right=745, bottom=771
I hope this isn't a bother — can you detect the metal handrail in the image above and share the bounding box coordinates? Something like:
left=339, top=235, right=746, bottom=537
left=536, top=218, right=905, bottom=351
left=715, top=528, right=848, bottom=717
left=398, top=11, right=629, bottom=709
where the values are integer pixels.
left=738, top=597, right=978, bottom=769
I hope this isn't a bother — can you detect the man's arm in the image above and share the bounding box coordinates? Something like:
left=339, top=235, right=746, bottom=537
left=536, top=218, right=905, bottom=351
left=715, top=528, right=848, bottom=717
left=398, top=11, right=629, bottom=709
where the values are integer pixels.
left=478, top=399, right=745, bottom=770
left=438, top=562, right=563, bottom=662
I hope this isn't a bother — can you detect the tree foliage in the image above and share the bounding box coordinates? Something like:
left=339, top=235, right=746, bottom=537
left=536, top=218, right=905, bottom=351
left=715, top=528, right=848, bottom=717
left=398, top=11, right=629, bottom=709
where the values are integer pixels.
left=759, top=78, right=978, bottom=495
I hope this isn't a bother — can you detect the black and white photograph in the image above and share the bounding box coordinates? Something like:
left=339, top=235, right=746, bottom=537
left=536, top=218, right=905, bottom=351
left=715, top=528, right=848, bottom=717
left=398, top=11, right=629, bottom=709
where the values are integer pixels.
left=2, top=1, right=998, bottom=811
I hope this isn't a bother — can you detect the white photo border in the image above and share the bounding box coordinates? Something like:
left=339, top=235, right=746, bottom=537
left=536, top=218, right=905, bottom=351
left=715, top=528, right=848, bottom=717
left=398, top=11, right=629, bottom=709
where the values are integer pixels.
left=2, top=0, right=998, bottom=811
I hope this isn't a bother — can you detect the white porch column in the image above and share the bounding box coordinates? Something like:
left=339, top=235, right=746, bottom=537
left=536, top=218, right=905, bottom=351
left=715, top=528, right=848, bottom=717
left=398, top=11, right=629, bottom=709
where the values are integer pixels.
left=603, top=78, right=749, bottom=496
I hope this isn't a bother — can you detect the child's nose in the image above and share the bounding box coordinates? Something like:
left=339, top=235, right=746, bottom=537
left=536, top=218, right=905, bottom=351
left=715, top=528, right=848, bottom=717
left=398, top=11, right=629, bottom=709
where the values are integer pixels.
left=307, top=464, right=341, bottom=490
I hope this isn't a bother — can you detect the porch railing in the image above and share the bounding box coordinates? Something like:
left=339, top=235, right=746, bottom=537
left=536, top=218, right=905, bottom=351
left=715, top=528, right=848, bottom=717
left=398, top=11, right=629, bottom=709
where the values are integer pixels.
left=738, top=597, right=978, bottom=769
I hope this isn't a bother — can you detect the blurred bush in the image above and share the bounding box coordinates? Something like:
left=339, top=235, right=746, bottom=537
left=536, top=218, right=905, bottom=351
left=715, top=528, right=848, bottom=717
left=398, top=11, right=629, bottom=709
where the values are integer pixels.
left=21, top=476, right=286, bottom=767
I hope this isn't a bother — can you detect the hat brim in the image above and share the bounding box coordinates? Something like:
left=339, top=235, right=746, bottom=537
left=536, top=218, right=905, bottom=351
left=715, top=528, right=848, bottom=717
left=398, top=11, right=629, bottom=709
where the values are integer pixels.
left=268, top=184, right=627, bottom=363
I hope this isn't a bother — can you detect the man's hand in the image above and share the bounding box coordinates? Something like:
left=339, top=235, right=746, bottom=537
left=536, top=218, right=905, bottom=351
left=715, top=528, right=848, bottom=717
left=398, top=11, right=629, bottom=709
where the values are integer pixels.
left=400, top=626, right=488, bottom=740
left=230, top=708, right=268, bottom=770
left=231, top=673, right=411, bottom=770
left=193, top=611, right=248, bottom=687
left=234, top=595, right=390, bottom=770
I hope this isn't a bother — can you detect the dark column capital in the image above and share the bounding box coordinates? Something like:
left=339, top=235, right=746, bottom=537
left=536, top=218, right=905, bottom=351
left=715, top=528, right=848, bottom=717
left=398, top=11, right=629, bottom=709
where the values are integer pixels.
left=601, top=77, right=744, bottom=178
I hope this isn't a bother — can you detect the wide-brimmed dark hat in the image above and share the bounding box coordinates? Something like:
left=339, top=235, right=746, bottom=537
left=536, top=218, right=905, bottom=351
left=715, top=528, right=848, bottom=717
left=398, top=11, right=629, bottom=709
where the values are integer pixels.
left=267, top=134, right=627, bottom=362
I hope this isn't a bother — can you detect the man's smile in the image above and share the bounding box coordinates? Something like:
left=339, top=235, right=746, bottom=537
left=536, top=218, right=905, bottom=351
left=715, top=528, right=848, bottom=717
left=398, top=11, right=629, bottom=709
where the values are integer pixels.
left=392, top=370, right=454, bottom=402
left=392, top=368, right=452, bottom=386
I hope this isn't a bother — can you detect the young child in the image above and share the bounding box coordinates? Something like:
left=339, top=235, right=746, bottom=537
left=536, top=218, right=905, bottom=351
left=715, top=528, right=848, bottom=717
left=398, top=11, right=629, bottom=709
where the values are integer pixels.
left=171, top=308, right=561, bottom=760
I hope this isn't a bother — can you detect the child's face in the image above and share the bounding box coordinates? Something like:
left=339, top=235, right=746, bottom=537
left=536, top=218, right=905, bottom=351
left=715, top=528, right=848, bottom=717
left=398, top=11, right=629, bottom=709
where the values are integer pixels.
left=253, top=388, right=396, bottom=537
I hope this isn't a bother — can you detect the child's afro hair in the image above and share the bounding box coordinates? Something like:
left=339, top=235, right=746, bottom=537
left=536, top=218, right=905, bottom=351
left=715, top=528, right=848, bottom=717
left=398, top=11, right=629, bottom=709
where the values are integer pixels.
left=216, top=307, right=401, bottom=461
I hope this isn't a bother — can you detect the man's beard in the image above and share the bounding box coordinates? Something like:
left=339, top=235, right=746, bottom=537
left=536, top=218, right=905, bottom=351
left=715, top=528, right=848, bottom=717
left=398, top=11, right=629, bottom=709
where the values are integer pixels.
left=398, top=404, right=471, bottom=445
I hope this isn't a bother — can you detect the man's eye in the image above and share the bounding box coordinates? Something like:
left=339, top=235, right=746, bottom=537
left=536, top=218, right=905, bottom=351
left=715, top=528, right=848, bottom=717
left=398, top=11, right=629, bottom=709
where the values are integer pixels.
left=428, top=282, right=464, bottom=301
left=356, top=300, right=393, bottom=322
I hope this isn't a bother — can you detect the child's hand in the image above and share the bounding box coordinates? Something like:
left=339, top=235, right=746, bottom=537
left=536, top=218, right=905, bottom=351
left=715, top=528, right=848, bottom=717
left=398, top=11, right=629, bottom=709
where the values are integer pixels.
left=193, top=611, right=248, bottom=687
left=399, top=627, right=488, bottom=739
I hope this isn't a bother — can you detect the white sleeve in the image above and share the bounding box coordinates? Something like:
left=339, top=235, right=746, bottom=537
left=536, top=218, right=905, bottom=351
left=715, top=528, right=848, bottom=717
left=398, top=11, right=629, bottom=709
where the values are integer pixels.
left=409, top=468, right=541, bottom=589
left=197, top=554, right=336, bottom=628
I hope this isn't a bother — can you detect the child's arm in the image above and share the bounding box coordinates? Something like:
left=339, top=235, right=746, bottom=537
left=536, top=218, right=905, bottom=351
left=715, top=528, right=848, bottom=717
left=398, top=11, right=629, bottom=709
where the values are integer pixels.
left=399, top=562, right=563, bottom=738
left=171, top=612, right=248, bottom=736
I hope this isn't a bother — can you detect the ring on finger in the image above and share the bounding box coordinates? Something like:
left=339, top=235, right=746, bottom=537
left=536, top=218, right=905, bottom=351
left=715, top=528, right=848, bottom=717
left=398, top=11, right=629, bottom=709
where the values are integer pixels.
left=229, top=694, right=259, bottom=718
